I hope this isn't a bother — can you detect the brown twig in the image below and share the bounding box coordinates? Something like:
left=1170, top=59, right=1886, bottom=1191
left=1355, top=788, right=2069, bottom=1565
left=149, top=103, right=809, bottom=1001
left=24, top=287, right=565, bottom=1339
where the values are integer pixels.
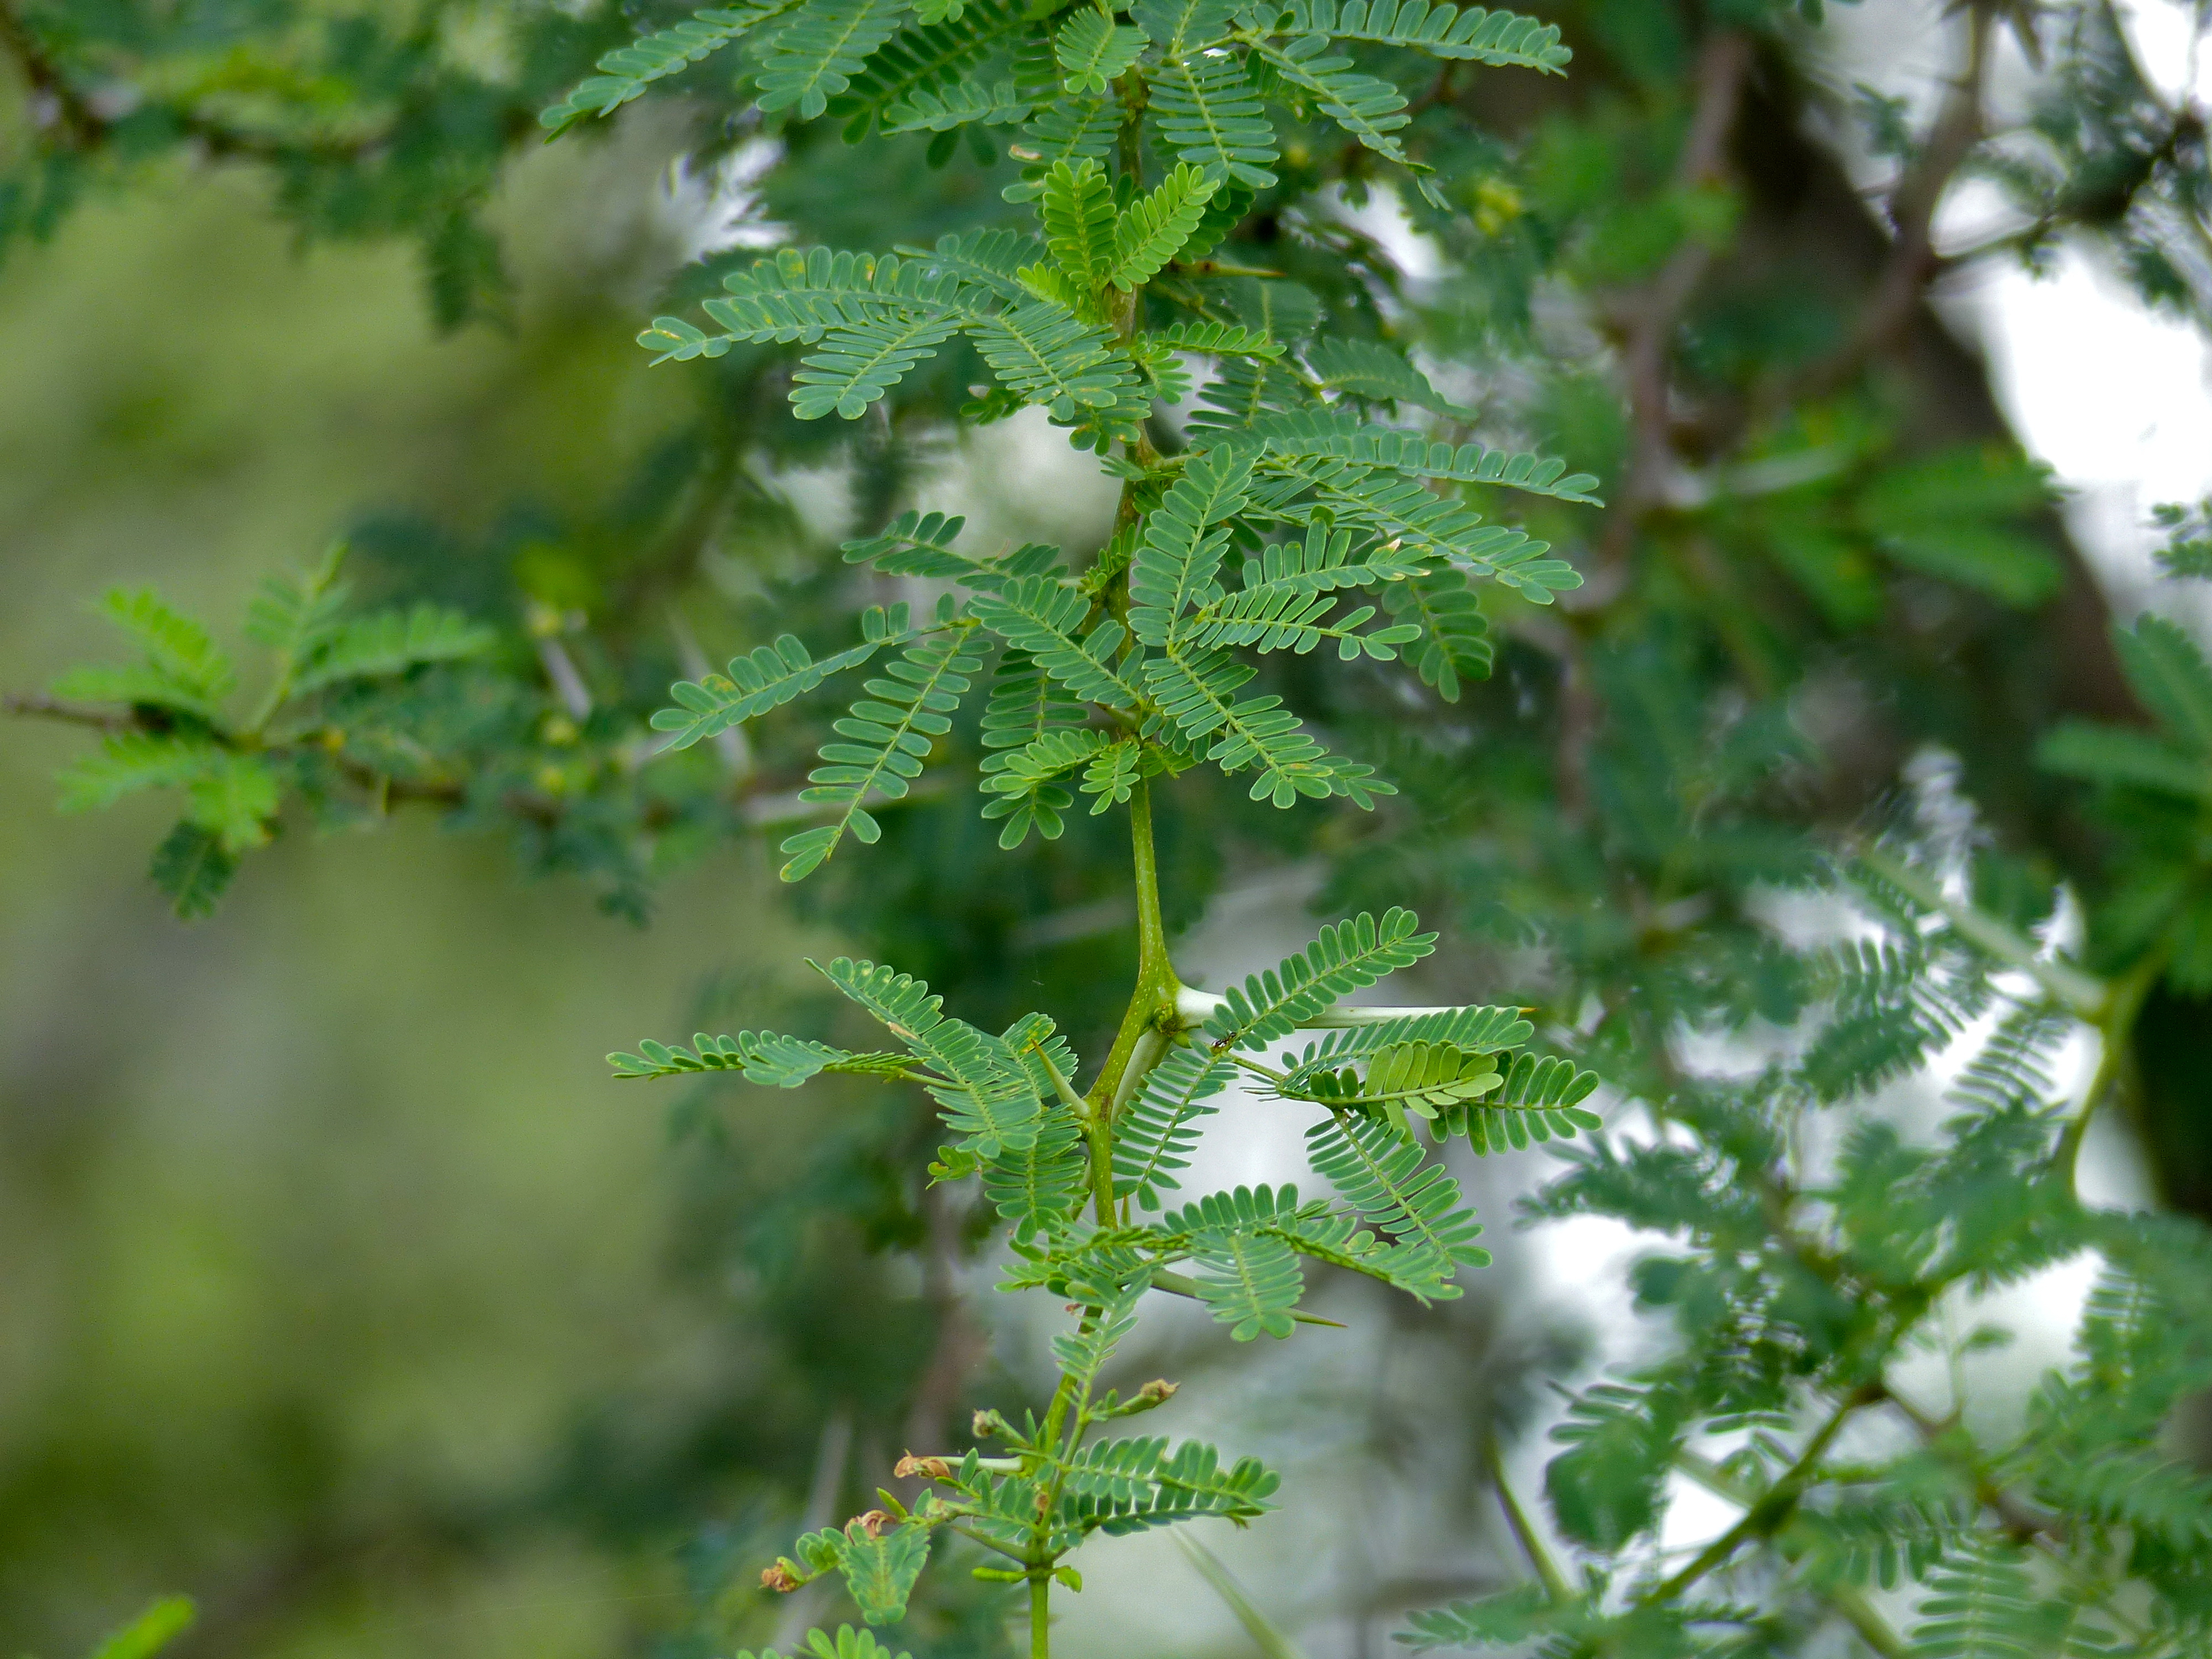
left=1549, top=32, right=1751, bottom=822
left=1595, top=30, right=1754, bottom=567
left=0, top=0, right=499, bottom=167
left=1877, top=1384, right=2060, bottom=1546
left=1789, top=2, right=1995, bottom=403
left=3, top=691, right=135, bottom=731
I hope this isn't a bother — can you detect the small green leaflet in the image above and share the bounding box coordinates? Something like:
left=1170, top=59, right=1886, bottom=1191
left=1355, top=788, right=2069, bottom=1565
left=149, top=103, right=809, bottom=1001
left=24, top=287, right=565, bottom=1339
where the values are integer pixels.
left=88, top=1597, right=197, bottom=1659
left=607, top=1031, right=910, bottom=1085
left=1056, top=9, right=1148, bottom=94
left=1304, top=337, right=1469, bottom=417
left=1201, top=907, right=1438, bottom=1047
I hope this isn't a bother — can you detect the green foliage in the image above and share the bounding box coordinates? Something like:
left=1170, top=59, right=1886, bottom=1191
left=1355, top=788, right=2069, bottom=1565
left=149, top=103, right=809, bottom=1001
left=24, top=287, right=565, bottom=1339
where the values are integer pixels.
left=1304, top=1109, right=1488, bottom=1292
left=655, top=605, right=921, bottom=749
left=736, top=1629, right=912, bottom=1659
left=1173, top=1185, right=1308, bottom=1338
left=817, top=957, right=1044, bottom=1156
left=85, top=1598, right=196, bottom=1659
left=1111, top=1045, right=1231, bottom=1209
left=540, top=5, right=784, bottom=131
left=1269, top=0, right=1569, bottom=69
left=613, top=889, right=1567, bottom=1642
left=607, top=1031, right=911, bottom=1084
left=24, top=1, right=2212, bottom=1654
left=758, top=0, right=915, bottom=119
left=2151, top=499, right=2212, bottom=581
left=1387, top=865, right=2212, bottom=1658
left=1108, top=165, right=1220, bottom=290
left=2036, top=616, right=2212, bottom=993
left=40, top=561, right=496, bottom=915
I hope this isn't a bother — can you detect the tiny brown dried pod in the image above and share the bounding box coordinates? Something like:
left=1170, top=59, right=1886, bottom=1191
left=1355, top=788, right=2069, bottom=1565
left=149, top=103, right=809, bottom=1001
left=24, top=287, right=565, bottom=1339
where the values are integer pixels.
left=761, top=1562, right=800, bottom=1593
left=851, top=1508, right=895, bottom=1538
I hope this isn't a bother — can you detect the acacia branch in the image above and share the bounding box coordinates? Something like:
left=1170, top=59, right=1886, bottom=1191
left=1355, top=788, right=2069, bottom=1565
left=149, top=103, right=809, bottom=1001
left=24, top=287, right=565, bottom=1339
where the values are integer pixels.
left=3, top=687, right=896, bottom=834
left=3, top=691, right=135, bottom=731
left=0, top=0, right=508, bottom=168
left=1791, top=2, right=1995, bottom=400
left=1597, top=29, right=1753, bottom=564
left=1876, top=1384, right=2059, bottom=1546
left=1672, top=1450, right=1906, bottom=1658
left=0, top=0, right=103, bottom=146
left=1645, top=1384, right=1876, bottom=1603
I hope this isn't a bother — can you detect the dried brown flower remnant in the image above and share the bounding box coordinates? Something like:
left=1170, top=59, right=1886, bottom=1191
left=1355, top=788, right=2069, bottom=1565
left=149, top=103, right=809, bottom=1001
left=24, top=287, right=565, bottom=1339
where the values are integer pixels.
left=761, top=1562, right=800, bottom=1593
left=895, top=1453, right=952, bottom=1480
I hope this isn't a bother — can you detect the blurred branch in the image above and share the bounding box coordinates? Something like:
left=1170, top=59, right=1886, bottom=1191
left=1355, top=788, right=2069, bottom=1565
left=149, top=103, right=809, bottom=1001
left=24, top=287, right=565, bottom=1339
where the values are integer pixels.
left=1598, top=29, right=1753, bottom=566
left=3, top=691, right=134, bottom=731
left=774, top=1409, right=855, bottom=1648
left=0, top=0, right=526, bottom=166
left=1480, top=1433, right=1568, bottom=1603
left=3, top=687, right=924, bottom=834
left=0, top=0, right=101, bottom=148
left=1791, top=2, right=1996, bottom=402
left=1175, top=1533, right=1312, bottom=1659
left=1672, top=1451, right=1906, bottom=1657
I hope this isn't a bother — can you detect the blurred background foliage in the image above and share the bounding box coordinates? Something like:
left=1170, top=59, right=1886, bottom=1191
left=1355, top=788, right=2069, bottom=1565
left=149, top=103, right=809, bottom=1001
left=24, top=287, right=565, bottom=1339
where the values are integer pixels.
left=4, top=0, right=2212, bottom=1656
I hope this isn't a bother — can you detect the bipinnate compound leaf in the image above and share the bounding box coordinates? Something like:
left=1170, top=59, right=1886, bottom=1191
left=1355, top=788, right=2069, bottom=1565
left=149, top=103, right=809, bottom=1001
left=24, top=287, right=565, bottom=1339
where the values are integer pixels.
left=755, top=0, right=911, bottom=119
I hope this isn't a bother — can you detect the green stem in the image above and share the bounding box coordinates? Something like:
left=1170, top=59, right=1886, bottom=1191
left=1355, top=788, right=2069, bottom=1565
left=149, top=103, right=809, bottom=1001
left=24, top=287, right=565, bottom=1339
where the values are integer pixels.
left=1083, top=780, right=1181, bottom=1134
left=1853, top=846, right=2106, bottom=1019
left=1128, top=779, right=1168, bottom=973
left=1174, top=1534, right=1309, bottom=1659
left=2053, top=955, right=2157, bottom=1187
left=1481, top=1433, right=1568, bottom=1603
left=1148, top=1267, right=1347, bottom=1327
left=1673, top=1451, right=1906, bottom=1657
left=1645, top=1387, right=1870, bottom=1604
left=1030, top=1572, right=1051, bottom=1659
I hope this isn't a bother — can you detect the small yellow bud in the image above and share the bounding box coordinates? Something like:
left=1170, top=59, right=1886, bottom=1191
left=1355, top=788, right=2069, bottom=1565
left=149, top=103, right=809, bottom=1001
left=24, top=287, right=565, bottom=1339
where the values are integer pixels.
left=1472, top=178, right=1525, bottom=237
